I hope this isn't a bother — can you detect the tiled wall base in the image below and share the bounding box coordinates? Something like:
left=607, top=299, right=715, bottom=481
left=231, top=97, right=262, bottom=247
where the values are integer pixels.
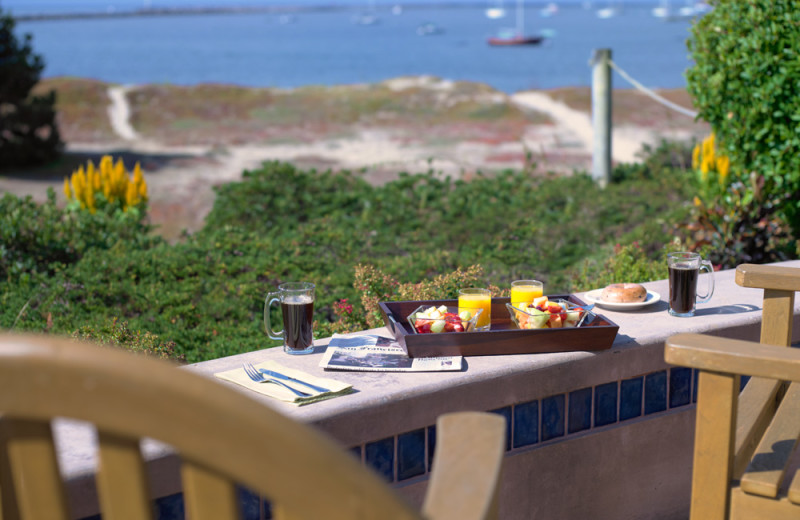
left=79, top=367, right=705, bottom=520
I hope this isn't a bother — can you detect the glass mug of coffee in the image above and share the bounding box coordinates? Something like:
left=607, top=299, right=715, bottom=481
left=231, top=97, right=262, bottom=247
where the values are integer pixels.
left=264, top=282, right=315, bottom=354
left=668, top=252, right=714, bottom=317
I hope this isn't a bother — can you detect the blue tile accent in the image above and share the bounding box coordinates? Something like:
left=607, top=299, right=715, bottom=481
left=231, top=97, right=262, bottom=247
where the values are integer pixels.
left=397, top=429, right=426, bottom=481
left=154, top=492, right=184, bottom=520
left=644, top=371, right=667, bottom=415
left=693, top=369, right=698, bottom=403
left=740, top=375, right=751, bottom=391
left=81, top=516, right=101, bottom=520
left=620, top=377, right=643, bottom=421
left=594, top=382, right=618, bottom=427
left=238, top=486, right=261, bottom=520
left=427, top=425, right=436, bottom=470
left=491, top=406, right=512, bottom=451
left=568, top=387, right=593, bottom=434
left=365, top=437, right=395, bottom=482
left=541, top=394, right=565, bottom=441
left=669, top=367, right=692, bottom=408
left=513, top=399, right=539, bottom=448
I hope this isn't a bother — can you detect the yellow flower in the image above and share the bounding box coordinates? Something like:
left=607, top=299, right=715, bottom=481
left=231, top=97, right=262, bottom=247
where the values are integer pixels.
left=716, top=155, right=730, bottom=185
left=63, top=177, right=72, bottom=200
left=693, top=196, right=702, bottom=207
left=692, top=144, right=700, bottom=170
left=125, top=180, right=139, bottom=208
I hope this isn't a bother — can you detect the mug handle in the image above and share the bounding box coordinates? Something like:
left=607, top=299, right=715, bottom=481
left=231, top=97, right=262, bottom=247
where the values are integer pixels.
left=696, top=260, right=715, bottom=303
left=264, top=292, right=283, bottom=340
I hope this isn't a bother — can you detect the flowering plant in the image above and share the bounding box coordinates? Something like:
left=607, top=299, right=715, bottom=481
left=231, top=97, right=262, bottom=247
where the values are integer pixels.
left=63, top=155, right=148, bottom=216
left=687, top=134, right=795, bottom=267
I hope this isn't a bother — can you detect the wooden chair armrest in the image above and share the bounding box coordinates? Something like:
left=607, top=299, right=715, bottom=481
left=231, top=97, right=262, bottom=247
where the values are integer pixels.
left=736, top=264, right=800, bottom=292
left=422, top=412, right=506, bottom=520
left=665, top=333, right=800, bottom=382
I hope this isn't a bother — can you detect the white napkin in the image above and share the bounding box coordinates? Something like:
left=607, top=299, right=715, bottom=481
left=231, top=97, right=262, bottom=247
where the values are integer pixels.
left=215, top=360, right=353, bottom=406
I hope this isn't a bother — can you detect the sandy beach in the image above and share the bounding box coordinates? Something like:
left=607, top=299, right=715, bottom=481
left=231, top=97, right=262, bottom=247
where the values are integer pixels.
left=2, top=76, right=709, bottom=240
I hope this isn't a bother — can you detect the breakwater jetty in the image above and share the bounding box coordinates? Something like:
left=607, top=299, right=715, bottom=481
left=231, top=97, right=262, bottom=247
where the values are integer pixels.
left=14, top=5, right=344, bottom=22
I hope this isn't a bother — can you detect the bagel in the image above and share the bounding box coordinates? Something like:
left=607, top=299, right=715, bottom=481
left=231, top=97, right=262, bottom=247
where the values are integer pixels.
left=600, top=283, right=647, bottom=303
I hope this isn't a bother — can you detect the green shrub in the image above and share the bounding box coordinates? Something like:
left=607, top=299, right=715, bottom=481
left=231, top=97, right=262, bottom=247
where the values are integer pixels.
left=0, top=189, right=159, bottom=283
left=72, top=318, right=184, bottom=362
left=570, top=242, right=670, bottom=291
left=686, top=0, right=800, bottom=237
left=3, top=159, right=699, bottom=362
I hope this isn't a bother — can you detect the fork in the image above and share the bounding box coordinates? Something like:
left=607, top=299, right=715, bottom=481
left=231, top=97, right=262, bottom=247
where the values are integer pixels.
left=242, top=363, right=310, bottom=397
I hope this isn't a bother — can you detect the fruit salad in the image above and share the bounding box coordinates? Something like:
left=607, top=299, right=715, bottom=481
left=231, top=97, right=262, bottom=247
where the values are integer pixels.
left=409, top=305, right=481, bottom=334
left=508, top=296, right=589, bottom=329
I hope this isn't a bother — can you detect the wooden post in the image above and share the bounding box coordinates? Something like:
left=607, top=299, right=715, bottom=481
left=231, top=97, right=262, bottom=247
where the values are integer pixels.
left=591, top=48, right=612, bottom=188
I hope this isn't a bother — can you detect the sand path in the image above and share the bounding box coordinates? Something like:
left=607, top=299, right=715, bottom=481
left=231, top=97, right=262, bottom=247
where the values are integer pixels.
left=511, top=91, right=643, bottom=163
left=2, top=83, right=684, bottom=240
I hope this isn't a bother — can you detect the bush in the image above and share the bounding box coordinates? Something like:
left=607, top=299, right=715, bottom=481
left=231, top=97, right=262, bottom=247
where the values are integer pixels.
left=0, top=189, right=159, bottom=283
left=686, top=0, right=800, bottom=237
left=686, top=133, right=796, bottom=267
left=0, top=8, right=62, bottom=168
left=72, top=318, right=184, bottom=362
left=3, top=160, right=697, bottom=362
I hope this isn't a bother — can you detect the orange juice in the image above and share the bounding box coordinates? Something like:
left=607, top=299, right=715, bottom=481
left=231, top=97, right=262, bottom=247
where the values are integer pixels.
left=510, top=280, right=544, bottom=307
left=458, top=288, right=492, bottom=330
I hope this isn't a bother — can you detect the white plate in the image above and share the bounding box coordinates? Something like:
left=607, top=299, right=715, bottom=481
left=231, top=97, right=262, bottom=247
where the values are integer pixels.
left=582, top=289, right=661, bottom=311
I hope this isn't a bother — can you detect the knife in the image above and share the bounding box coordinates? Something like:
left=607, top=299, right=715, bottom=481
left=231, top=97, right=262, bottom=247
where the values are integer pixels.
left=258, top=369, right=330, bottom=394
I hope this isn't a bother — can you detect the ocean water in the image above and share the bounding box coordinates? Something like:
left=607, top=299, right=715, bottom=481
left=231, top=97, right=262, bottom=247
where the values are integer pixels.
left=9, top=2, right=699, bottom=93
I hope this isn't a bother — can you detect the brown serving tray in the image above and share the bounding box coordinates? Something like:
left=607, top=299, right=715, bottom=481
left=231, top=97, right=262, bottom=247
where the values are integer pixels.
left=378, top=295, right=619, bottom=358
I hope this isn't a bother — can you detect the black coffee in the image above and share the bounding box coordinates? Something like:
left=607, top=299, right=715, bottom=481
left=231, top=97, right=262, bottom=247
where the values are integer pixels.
left=669, top=265, right=698, bottom=315
left=281, top=296, right=314, bottom=351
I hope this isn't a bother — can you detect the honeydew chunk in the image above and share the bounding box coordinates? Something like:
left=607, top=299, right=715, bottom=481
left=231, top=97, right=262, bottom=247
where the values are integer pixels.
left=430, top=319, right=446, bottom=333
left=530, top=309, right=549, bottom=329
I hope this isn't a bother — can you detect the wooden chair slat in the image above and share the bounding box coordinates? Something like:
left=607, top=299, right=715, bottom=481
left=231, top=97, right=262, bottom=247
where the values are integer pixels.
left=3, top=418, right=70, bottom=520
left=422, top=412, right=506, bottom=520
left=688, top=370, right=738, bottom=520
left=734, top=378, right=783, bottom=479
left=182, top=462, right=240, bottom=520
left=730, top=487, right=800, bottom=520
left=761, top=289, right=795, bottom=347
left=665, top=334, right=800, bottom=382
left=0, top=418, right=22, bottom=520
left=97, top=431, right=154, bottom=520
left=740, top=384, right=800, bottom=498
left=788, top=470, right=800, bottom=505
left=736, top=264, right=800, bottom=293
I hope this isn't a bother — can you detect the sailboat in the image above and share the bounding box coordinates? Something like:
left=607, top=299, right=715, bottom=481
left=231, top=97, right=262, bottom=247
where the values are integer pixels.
left=487, top=0, right=543, bottom=46
left=485, top=0, right=506, bottom=19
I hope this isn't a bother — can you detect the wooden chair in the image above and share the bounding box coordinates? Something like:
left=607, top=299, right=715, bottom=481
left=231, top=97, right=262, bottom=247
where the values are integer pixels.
left=665, top=263, right=800, bottom=520
left=0, top=333, right=506, bottom=520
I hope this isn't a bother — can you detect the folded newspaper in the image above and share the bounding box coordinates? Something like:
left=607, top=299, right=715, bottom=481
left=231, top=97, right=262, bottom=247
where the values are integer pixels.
left=319, top=334, right=462, bottom=372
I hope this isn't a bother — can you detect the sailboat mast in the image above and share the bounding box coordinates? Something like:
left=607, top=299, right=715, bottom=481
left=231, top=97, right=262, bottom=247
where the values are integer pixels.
left=516, top=0, right=524, bottom=36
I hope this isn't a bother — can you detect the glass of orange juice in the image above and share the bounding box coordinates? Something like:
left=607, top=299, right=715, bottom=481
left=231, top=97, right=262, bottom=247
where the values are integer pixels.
left=510, top=280, right=544, bottom=308
left=458, top=288, right=492, bottom=331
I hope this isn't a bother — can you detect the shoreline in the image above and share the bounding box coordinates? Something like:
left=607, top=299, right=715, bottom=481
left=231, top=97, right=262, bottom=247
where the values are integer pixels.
left=8, top=76, right=707, bottom=240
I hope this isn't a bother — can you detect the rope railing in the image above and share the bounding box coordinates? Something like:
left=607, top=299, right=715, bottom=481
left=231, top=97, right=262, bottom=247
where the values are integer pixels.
left=608, top=59, right=698, bottom=118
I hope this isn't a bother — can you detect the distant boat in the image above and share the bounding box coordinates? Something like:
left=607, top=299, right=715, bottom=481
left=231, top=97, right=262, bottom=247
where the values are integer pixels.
left=488, top=0, right=544, bottom=46
left=596, top=6, right=618, bottom=18
left=392, top=4, right=403, bottom=15
left=352, top=13, right=379, bottom=25
left=417, top=22, right=445, bottom=36
left=653, top=1, right=708, bottom=21
left=540, top=2, right=558, bottom=17
left=485, top=0, right=506, bottom=19
left=353, top=0, right=379, bottom=25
